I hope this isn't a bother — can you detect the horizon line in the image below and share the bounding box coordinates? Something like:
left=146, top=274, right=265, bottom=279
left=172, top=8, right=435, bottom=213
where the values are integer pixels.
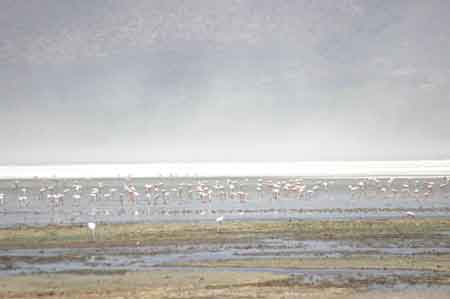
left=1, top=159, right=450, bottom=167
left=0, top=160, right=450, bottom=179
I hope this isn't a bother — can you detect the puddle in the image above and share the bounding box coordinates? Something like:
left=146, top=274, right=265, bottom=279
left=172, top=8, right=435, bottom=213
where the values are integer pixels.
left=2, top=238, right=449, bottom=279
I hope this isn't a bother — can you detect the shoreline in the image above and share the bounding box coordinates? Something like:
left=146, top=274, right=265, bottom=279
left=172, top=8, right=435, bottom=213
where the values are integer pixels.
left=1, top=218, right=449, bottom=249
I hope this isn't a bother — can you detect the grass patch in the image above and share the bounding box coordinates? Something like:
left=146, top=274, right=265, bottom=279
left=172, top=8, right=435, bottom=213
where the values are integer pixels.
left=0, top=218, right=449, bottom=249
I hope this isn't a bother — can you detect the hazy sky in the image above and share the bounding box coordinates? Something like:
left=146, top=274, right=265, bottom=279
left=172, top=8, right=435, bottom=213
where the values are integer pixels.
left=1, top=0, right=450, bottom=164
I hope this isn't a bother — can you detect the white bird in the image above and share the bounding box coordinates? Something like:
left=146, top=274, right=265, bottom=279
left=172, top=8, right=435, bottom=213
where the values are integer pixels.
left=216, top=216, right=224, bottom=232
left=405, top=211, right=416, bottom=218
left=87, top=222, right=96, bottom=241
left=73, top=184, right=82, bottom=192
left=88, top=222, right=96, bottom=230
left=18, top=195, right=28, bottom=207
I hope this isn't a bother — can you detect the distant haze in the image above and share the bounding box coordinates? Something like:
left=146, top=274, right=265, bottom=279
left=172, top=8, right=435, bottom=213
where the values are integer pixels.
left=1, top=1, right=450, bottom=165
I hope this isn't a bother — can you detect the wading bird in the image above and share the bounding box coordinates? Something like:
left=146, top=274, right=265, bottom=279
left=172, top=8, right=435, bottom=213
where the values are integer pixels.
left=405, top=211, right=416, bottom=218
left=87, top=222, right=96, bottom=241
left=216, top=215, right=224, bottom=232
left=0, top=193, right=5, bottom=208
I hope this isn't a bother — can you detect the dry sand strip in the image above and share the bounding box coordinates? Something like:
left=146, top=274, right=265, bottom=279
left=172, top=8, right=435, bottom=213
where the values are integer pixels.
left=0, top=270, right=349, bottom=299
left=1, top=269, right=450, bottom=299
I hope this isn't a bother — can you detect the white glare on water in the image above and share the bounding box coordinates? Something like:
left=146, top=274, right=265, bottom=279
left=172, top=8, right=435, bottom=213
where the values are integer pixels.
left=0, top=160, right=450, bottom=179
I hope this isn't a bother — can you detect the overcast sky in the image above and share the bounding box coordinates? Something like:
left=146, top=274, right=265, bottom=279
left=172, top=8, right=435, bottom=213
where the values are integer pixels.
left=1, top=0, right=449, bottom=165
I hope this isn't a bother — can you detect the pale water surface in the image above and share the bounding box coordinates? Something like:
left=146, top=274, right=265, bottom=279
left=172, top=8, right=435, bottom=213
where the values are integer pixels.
left=1, top=160, right=450, bottom=179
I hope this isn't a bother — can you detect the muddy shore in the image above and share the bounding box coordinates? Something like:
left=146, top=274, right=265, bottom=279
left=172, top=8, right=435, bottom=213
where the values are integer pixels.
left=1, top=218, right=449, bottom=298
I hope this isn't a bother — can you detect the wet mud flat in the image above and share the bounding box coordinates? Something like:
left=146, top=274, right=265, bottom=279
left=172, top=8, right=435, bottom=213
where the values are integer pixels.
left=0, top=218, right=450, bottom=298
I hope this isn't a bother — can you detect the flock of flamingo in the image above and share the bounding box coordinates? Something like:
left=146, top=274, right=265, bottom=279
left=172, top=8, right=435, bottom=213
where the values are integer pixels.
left=0, top=176, right=448, bottom=210
left=0, top=175, right=447, bottom=237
